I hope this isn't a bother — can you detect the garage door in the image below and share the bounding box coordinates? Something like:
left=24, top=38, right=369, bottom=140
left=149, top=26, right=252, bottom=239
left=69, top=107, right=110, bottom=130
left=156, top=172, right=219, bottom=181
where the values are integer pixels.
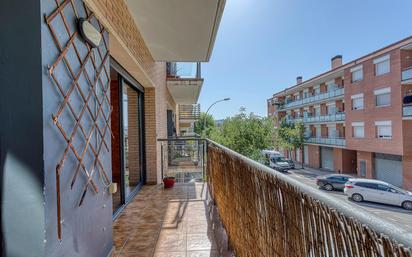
left=304, top=145, right=309, bottom=165
left=321, top=147, right=334, bottom=171
left=374, top=154, right=403, bottom=187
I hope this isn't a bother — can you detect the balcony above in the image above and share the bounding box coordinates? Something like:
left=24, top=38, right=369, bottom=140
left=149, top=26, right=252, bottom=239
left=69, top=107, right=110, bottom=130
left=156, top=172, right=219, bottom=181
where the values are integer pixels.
left=167, top=62, right=204, bottom=104
left=125, top=0, right=226, bottom=62
left=179, top=104, right=201, bottom=122
left=277, top=87, right=344, bottom=111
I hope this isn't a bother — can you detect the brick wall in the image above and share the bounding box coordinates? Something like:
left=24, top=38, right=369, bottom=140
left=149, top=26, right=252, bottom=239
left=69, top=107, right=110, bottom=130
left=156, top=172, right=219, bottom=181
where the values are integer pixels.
left=126, top=87, right=141, bottom=186
left=308, top=145, right=320, bottom=168
left=85, top=0, right=176, bottom=184
left=402, top=156, right=412, bottom=190
left=357, top=151, right=373, bottom=178
left=345, top=49, right=404, bottom=155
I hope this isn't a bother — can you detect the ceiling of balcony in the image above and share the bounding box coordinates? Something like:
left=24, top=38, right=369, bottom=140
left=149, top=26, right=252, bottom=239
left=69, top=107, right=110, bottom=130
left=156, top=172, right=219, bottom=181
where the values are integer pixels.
left=167, top=79, right=203, bottom=104
left=125, top=0, right=226, bottom=62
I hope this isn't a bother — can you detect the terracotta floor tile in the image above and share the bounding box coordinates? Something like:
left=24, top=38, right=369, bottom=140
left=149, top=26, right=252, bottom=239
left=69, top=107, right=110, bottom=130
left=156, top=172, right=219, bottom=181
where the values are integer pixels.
left=155, top=231, right=186, bottom=252
left=187, top=250, right=220, bottom=257
left=113, top=182, right=221, bottom=257
left=187, top=234, right=217, bottom=251
left=153, top=251, right=186, bottom=257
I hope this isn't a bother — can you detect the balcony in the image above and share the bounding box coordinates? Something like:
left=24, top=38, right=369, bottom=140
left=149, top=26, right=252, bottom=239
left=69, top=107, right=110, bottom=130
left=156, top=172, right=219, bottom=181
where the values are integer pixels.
left=278, top=87, right=344, bottom=110
left=167, top=62, right=204, bottom=104
left=304, top=112, right=345, bottom=123
left=307, top=136, right=346, bottom=146
left=179, top=104, right=201, bottom=122
left=113, top=137, right=412, bottom=257
left=286, top=112, right=346, bottom=124
left=402, top=67, right=412, bottom=84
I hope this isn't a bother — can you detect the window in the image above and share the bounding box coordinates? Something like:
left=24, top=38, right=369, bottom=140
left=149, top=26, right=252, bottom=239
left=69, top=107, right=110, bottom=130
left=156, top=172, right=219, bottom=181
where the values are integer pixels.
left=351, top=93, right=364, bottom=110
left=314, top=86, right=320, bottom=95
left=374, top=87, right=391, bottom=107
left=356, top=182, right=378, bottom=190
left=352, top=122, right=364, bottom=138
left=314, top=106, right=321, bottom=116
left=375, top=121, right=392, bottom=139
left=327, top=103, right=336, bottom=115
left=350, top=65, right=363, bottom=82
left=374, top=54, right=390, bottom=76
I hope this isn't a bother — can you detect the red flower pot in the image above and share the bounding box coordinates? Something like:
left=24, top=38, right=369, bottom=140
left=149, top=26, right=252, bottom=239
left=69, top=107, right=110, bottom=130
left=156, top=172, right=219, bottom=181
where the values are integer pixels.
left=163, top=177, right=175, bottom=189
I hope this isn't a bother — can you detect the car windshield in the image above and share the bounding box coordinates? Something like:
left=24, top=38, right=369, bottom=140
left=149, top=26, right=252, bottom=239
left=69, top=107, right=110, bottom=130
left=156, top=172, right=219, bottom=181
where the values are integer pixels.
left=274, top=157, right=286, bottom=162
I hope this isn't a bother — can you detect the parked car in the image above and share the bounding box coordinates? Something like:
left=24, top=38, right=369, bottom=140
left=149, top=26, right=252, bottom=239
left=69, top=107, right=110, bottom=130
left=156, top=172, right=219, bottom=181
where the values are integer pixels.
left=316, top=174, right=352, bottom=191
left=270, top=156, right=289, bottom=173
left=344, top=178, right=412, bottom=210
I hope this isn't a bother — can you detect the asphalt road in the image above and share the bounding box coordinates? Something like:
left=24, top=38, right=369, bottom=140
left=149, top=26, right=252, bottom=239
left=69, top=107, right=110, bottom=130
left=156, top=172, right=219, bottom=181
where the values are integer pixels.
left=285, top=168, right=412, bottom=231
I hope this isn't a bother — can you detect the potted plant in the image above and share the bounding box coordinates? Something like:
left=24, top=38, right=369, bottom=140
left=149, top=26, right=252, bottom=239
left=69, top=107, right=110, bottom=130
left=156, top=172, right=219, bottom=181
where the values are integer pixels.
left=163, top=176, right=175, bottom=189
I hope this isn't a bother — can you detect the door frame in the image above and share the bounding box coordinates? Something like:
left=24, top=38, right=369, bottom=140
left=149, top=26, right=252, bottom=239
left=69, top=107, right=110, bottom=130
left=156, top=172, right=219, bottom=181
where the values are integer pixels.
left=111, top=57, right=146, bottom=219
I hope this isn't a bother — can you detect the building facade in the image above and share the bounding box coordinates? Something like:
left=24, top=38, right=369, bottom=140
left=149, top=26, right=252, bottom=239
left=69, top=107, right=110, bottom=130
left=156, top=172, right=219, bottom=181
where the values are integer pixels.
left=267, top=36, right=412, bottom=190
left=0, top=0, right=225, bottom=256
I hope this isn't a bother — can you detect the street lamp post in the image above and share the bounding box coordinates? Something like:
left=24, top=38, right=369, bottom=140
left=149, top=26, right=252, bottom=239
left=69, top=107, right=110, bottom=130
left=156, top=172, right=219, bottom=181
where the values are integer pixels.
left=202, top=98, right=231, bottom=136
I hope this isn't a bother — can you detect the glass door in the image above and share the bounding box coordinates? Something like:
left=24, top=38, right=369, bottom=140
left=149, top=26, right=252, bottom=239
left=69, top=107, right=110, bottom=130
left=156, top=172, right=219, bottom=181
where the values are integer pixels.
left=110, top=61, right=145, bottom=217
left=122, top=81, right=144, bottom=200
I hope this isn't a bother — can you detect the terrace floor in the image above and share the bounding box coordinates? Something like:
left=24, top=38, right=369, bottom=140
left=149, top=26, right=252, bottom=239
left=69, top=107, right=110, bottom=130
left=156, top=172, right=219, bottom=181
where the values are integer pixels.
left=111, top=182, right=223, bottom=257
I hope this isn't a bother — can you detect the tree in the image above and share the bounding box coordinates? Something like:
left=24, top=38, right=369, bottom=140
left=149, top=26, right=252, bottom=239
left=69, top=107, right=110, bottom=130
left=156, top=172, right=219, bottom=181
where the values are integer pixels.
left=209, top=107, right=276, bottom=161
left=194, top=112, right=215, bottom=137
left=276, top=119, right=308, bottom=168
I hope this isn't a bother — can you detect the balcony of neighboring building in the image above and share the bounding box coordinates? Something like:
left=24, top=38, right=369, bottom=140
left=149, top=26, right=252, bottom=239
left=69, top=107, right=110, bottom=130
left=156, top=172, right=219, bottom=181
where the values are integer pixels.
left=276, top=86, right=344, bottom=111
left=305, top=124, right=346, bottom=147
left=403, top=87, right=412, bottom=119
left=286, top=112, right=345, bottom=124
left=306, top=136, right=346, bottom=147
left=167, top=62, right=204, bottom=105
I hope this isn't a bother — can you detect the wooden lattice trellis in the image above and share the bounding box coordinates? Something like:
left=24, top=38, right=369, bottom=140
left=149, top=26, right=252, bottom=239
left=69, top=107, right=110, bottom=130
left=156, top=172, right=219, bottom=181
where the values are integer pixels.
left=45, top=0, right=111, bottom=240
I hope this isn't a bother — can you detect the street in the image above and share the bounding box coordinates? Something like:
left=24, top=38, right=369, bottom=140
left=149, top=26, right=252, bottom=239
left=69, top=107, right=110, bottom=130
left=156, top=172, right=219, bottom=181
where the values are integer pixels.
left=285, top=167, right=412, bottom=231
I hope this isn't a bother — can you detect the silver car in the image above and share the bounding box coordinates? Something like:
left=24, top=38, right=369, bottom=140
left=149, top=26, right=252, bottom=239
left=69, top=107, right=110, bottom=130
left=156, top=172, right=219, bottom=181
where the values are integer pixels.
left=344, top=178, right=412, bottom=210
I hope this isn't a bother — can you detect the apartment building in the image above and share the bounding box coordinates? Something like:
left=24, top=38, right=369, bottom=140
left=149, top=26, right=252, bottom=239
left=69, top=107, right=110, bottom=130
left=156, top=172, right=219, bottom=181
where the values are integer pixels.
left=268, top=36, right=412, bottom=190
left=0, top=0, right=224, bottom=256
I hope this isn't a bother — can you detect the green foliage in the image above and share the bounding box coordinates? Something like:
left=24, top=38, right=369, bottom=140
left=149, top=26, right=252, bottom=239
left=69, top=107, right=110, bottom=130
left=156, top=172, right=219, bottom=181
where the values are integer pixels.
left=194, top=112, right=215, bottom=137
left=209, top=108, right=276, bottom=161
left=276, top=119, right=308, bottom=152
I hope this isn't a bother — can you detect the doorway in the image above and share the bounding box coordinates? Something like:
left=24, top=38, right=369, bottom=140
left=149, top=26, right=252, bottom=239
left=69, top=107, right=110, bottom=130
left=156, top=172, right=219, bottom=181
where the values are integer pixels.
left=110, top=60, right=145, bottom=217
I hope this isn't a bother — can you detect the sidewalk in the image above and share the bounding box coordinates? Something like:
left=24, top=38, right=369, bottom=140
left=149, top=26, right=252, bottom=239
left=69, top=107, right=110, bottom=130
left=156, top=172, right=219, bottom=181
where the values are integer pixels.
left=291, top=164, right=357, bottom=180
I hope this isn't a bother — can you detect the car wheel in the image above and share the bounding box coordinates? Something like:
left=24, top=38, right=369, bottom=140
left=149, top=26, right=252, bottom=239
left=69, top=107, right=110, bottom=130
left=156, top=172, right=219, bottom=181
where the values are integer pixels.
left=323, top=184, right=334, bottom=191
left=351, top=193, right=363, bottom=202
left=402, top=201, right=412, bottom=210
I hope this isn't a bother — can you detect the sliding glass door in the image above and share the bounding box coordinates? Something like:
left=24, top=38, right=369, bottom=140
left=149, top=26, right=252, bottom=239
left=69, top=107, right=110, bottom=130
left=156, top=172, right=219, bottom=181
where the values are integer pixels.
left=122, top=82, right=144, bottom=200
left=110, top=61, right=145, bottom=216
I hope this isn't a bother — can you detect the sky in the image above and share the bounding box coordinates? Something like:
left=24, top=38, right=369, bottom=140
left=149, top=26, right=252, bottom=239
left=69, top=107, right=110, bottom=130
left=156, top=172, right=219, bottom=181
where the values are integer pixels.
left=198, top=0, right=412, bottom=120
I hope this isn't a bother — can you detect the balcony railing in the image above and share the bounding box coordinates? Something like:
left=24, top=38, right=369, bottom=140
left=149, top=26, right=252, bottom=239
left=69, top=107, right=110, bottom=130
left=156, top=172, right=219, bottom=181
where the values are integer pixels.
left=402, top=67, right=412, bottom=82
left=278, top=87, right=344, bottom=110
left=206, top=139, right=412, bottom=257
left=307, top=136, right=346, bottom=146
left=179, top=104, right=200, bottom=121
left=166, top=62, right=201, bottom=79
left=286, top=112, right=345, bottom=124
left=305, top=112, right=345, bottom=123
left=403, top=105, right=412, bottom=117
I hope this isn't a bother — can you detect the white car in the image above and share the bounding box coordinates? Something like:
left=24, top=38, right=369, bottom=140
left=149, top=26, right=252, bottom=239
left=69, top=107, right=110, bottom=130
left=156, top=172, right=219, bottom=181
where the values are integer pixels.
left=344, top=178, right=412, bottom=210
